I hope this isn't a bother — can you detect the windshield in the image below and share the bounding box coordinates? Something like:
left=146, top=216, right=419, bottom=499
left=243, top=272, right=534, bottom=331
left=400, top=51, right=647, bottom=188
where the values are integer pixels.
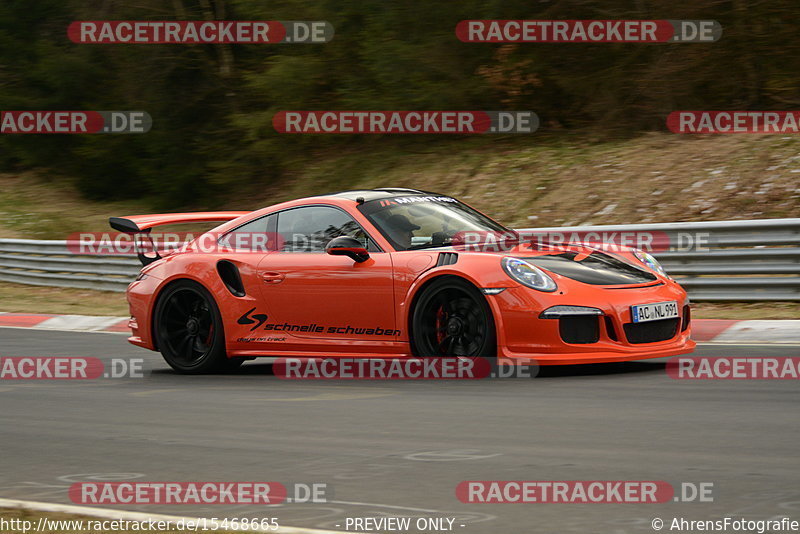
left=357, top=195, right=515, bottom=251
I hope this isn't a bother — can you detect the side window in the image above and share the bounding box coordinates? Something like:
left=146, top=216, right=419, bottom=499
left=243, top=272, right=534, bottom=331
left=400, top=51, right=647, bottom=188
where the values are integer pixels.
left=277, top=206, right=373, bottom=253
left=218, top=214, right=276, bottom=251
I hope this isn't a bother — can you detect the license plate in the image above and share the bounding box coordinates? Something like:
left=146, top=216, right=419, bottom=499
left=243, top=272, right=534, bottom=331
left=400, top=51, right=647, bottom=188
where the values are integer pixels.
left=630, top=301, right=679, bottom=323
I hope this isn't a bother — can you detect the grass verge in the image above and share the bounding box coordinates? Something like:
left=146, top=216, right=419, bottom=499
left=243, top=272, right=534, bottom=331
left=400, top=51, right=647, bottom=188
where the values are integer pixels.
left=690, top=302, right=800, bottom=320
left=0, top=282, right=128, bottom=316
left=2, top=133, right=799, bottom=239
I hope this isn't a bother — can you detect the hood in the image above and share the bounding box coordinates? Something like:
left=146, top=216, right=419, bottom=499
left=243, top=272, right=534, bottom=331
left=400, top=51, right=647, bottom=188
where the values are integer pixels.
left=520, top=250, right=657, bottom=285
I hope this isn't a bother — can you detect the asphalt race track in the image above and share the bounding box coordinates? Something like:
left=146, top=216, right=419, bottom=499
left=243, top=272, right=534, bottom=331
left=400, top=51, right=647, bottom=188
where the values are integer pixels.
left=1, top=327, right=798, bottom=533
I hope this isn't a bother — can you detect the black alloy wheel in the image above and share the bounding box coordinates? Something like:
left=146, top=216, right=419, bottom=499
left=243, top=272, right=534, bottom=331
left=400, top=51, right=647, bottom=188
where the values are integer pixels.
left=154, top=280, right=241, bottom=374
left=411, top=278, right=496, bottom=358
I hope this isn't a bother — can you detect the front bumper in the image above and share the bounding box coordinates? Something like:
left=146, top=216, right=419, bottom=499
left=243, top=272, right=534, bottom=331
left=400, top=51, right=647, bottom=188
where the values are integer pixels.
left=490, top=282, right=696, bottom=365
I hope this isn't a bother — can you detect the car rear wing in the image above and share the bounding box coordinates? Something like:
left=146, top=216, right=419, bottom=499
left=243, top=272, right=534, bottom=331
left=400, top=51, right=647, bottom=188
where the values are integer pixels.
left=109, top=211, right=249, bottom=233
left=109, top=211, right=250, bottom=266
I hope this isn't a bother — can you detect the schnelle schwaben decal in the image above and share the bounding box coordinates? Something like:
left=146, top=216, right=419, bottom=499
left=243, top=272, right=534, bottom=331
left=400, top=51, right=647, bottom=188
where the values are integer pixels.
left=237, top=306, right=399, bottom=338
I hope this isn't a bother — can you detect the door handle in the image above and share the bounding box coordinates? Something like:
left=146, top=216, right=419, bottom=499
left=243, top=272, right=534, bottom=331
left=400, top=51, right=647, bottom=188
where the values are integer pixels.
left=261, top=271, right=285, bottom=284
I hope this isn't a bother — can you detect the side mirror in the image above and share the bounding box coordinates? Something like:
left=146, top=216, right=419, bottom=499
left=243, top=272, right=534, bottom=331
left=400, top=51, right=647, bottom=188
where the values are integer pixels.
left=325, top=236, right=370, bottom=263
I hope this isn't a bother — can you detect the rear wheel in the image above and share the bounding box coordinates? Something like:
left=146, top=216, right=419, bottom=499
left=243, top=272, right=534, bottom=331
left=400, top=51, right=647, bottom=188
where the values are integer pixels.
left=154, top=280, right=240, bottom=374
left=411, top=278, right=496, bottom=358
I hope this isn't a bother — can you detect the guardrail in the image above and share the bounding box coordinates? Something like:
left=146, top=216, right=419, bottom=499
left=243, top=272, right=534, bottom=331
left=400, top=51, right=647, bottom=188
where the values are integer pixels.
left=518, top=218, right=800, bottom=301
left=0, top=239, right=139, bottom=292
left=0, top=218, right=798, bottom=300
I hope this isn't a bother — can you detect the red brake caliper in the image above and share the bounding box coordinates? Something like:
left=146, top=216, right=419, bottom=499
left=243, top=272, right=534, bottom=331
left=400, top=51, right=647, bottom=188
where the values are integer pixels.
left=435, top=305, right=447, bottom=345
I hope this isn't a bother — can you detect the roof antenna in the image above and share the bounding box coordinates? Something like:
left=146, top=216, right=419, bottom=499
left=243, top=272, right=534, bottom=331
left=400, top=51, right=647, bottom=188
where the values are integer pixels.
left=356, top=197, right=365, bottom=205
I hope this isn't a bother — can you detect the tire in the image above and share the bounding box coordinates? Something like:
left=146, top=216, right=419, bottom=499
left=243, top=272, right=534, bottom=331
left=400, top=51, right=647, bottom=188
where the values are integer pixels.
left=153, top=280, right=235, bottom=374
left=410, top=277, right=496, bottom=358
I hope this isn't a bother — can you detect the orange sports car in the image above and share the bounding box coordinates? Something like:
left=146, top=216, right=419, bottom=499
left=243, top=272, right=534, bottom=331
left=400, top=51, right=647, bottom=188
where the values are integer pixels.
left=110, top=188, right=695, bottom=373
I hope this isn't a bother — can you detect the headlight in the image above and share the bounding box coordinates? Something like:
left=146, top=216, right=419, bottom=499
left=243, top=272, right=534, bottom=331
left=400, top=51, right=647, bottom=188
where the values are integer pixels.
left=502, top=257, right=557, bottom=292
left=633, top=249, right=668, bottom=277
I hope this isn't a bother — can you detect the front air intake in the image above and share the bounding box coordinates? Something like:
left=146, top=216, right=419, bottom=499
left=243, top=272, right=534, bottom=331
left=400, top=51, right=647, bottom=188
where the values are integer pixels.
left=559, top=316, right=600, bottom=344
left=623, top=318, right=680, bottom=344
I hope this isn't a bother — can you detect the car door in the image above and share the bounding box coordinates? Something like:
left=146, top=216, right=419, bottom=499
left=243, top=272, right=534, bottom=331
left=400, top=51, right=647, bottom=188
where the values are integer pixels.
left=214, top=213, right=282, bottom=351
left=257, top=205, right=397, bottom=342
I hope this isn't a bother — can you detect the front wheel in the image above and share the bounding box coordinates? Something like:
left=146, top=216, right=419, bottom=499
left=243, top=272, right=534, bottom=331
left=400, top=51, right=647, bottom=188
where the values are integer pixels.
left=411, top=278, right=496, bottom=358
left=154, top=280, right=234, bottom=374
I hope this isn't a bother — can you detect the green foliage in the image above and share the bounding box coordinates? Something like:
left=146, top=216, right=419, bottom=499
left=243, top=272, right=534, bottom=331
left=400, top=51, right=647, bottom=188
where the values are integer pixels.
left=1, top=0, right=799, bottom=207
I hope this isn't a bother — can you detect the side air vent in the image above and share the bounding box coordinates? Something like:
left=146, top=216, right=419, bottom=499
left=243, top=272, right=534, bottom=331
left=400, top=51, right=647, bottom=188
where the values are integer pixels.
left=436, top=252, right=458, bottom=267
left=217, top=260, right=245, bottom=297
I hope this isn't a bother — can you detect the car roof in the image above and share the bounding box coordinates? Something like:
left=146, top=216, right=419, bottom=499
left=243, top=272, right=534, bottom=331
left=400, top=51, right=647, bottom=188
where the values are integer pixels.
left=317, top=188, right=442, bottom=202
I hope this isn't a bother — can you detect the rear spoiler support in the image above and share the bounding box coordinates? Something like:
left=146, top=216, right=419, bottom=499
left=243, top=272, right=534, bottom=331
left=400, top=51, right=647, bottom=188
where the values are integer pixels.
left=109, top=211, right=250, bottom=266
left=109, top=218, right=160, bottom=266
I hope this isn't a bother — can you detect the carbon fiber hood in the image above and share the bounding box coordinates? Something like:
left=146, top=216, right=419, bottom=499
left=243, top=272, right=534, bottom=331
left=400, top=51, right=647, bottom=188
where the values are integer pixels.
left=522, top=251, right=657, bottom=285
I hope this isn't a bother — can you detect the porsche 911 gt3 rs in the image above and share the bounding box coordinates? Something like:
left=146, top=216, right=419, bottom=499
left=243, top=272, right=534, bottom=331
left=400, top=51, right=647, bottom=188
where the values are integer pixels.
left=110, top=188, right=694, bottom=373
